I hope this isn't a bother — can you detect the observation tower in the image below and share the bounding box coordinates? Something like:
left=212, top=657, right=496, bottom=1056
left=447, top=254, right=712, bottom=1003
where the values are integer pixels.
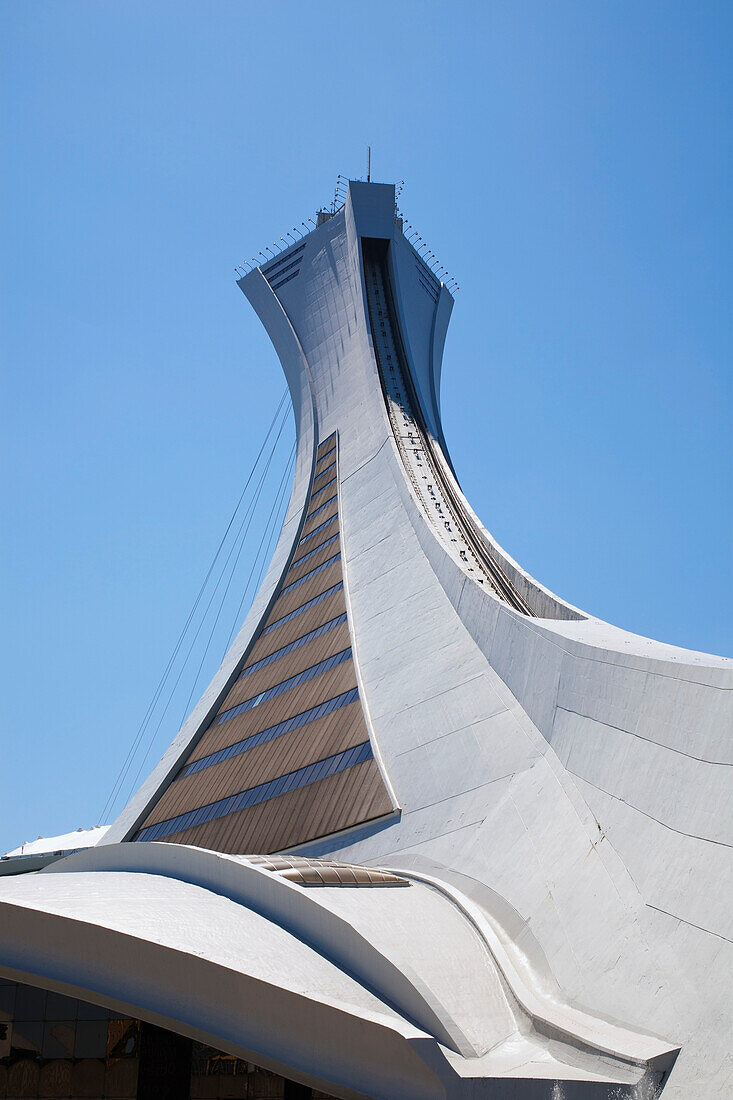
left=0, top=180, right=731, bottom=1100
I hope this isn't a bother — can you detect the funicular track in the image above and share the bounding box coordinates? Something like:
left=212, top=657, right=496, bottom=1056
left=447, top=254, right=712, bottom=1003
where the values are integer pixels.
left=362, top=239, right=534, bottom=616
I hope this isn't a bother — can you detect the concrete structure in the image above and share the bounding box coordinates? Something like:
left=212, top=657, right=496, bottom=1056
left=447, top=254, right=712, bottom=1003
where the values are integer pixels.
left=1, top=181, right=731, bottom=1099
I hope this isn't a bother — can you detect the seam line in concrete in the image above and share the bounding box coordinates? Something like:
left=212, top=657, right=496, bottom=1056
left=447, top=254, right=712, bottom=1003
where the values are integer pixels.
left=567, top=770, right=733, bottom=850
left=555, top=706, right=733, bottom=767
left=645, top=904, right=733, bottom=945
left=393, top=706, right=511, bottom=755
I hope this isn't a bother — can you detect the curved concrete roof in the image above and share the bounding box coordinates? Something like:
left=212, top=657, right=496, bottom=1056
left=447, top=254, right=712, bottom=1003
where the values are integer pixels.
left=0, top=842, right=675, bottom=1098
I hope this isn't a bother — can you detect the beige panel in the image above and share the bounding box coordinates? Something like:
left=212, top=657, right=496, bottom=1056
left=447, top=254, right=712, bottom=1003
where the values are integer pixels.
left=246, top=588, right=347, bottom=662
left=308, top=476, right=338, bottom=507
left=269, top=560, right=343, bottom=619
left=313, top=460, right=337, bottom=489
left=290, top=519, right=339, bottom=569
left=188, top=660, right=358, bottom=762
left=316, top=437, right=337, bottom=458
left=284, top=537, right=343, bottom=586
left=301, top=492, right=336, bottom=521
left=143, top=701, right=368, bottom=826
left=310, top=457, right=335, bottom=482
left=300, top=498, right=338, bottom=538
left=221, top=621, right=352, bottom=709
left=163, top=759, right=392, bottom=855
left=315, top=440, right=337, bottom=458
left=223, top=760, right=391, bottom=855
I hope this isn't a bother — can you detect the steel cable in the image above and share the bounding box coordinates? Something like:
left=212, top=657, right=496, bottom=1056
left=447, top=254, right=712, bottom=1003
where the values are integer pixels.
left=100, top=390, right=290, bottom=824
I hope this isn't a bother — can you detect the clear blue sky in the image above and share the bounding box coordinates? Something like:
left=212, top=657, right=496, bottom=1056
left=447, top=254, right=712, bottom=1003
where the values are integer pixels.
left=2, top=1, right=731, bottom=849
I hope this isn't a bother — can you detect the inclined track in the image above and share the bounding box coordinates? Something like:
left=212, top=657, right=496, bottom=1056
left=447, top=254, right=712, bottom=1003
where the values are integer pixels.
left=363, top=244, right=533, bottom=615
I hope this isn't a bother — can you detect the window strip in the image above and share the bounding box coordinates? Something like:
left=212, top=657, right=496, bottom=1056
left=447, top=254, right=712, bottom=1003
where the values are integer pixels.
left=262, top=581, right=344, bottom=635
left=305, top=494, right=338, bottom=522
left=137, top=739, right=373, bottom=841
left=264, top=255, right=301, bottom=283
left=263, top=243, right=305, bottom=278
left=272, top=270, right=300, bottom=291
left=309, top=475, right=337, bottom=501
left=238, top=613, right=347, bottom=679
left=280, top=552, right=341, bottom=596
left=315, top=447, right=337, bottom=470
left=291, top=531, right=339, bottom=570
left=313, top=459, right=337, bottom=485
left=297, top=512, right=338, bottom=547
left=180, top=687, right=359, bottom=777
left=214, top=647, right=352, bottom=723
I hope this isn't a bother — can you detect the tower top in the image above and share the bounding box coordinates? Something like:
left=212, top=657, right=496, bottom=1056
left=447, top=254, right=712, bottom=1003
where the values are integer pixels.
left=236, top=177, right=459, bottom=294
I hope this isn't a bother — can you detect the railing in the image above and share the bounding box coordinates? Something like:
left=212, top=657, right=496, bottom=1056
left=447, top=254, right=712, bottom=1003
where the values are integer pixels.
left=363, top=238, right=533, bottom=614
left=235, top=177, right=459, bottom=293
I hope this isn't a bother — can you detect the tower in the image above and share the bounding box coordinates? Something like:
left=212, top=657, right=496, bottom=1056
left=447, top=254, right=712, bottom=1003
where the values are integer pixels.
left=1, top=180, right=730, bottom=1099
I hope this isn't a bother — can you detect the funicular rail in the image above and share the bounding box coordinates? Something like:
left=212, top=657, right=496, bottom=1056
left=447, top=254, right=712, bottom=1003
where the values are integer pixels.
left=362, top=239, right=534, bottom=616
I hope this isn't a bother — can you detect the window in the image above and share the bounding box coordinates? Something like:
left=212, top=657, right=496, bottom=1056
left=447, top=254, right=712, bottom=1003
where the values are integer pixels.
left=262, top=581, right=344, bottom=635
left=214, top=648, right=352, bottom=723
left=238, top=613, right=347, bottom=679
left=305, top=494, right=338, bottom=522
left=280, top=552, right=341, bottom=596
left=138, top=740, right=373, bottom=841
left=181, top=686, right=359, bottom=777
left=297, top=512, right=337, bottom=547
left=290, top=531, right=339, bottom=570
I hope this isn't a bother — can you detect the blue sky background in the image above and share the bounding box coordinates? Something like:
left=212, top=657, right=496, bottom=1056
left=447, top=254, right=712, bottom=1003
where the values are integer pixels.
left=2, top=1, right=731, bottom=849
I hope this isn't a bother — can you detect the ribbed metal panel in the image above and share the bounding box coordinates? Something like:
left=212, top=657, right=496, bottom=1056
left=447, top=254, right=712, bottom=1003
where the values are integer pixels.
left=152, top=760, right=391, bottom=855
left=269, top=560, right=343, bottom=619
left=188, top=661, right=359, bottom=763
left=300, top=497, right=338, bottom=538
left=246, top=587, right=347, bottom=661
left=221, top=620, right=352, bottom=707
left=134, top=434, right=392, bottom=854
left=284, top=537, right=342, bottom=586
left=143, top=702, right=367, bottom=826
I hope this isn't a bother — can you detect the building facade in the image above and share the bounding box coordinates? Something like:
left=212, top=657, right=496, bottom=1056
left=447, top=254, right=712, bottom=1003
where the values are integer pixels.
left=1, top=181, right=731, bottom=1099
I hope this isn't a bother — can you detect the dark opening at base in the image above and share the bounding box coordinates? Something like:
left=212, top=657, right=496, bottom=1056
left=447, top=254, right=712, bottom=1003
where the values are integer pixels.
left=0, top=978, right=336, bottom=1099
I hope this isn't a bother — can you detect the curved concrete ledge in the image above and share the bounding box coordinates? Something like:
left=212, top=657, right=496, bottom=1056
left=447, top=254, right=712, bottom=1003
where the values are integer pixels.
left=43, top=842, right=478, bottom=1056
left=0, top=896, right=444, bottom=1100
left=38, top=843, right=676, bottom=1088
left=386, top=859, right=678, bottom=1074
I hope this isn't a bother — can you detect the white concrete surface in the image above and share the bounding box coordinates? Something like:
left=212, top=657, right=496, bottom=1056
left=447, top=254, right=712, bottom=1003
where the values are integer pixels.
left=0, top=842, right=673, bottom=1097
left=3, top=180, right=730, bottom=1098
left=226, top=181, right=729, bottom=1097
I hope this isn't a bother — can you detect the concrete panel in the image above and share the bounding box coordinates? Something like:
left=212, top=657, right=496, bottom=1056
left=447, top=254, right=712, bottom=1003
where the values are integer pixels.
left=89, top=180, right=733, bottom=1096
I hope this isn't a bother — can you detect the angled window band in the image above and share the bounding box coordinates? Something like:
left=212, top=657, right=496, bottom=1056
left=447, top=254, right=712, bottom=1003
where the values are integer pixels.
left=290, top=531, right=339, bottom=570
left=263, top=242, right=305, bottom=278
left=264, top=255, right=302, bottom=283
left=238, top=613, right=347, bottom=679
left=305, top=494, right=338, bottom=522
left=313, top=458, right=337, bottom=484
left=179, top=687, right=360, bottom=779
left=138, top=739, right=373, bottom=841
left=214, top=648, right=352, bottom=724
left=272, top=270, right=300, bottom=291
left=262, top=581, right=344, bottom=635
left=297, top=512, right=338, bottom=548
left=280, top=552, right=341, bottom=596
left=309, top=476, right=337, bottom=501
left=315, top=447, right=337, bottom=469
